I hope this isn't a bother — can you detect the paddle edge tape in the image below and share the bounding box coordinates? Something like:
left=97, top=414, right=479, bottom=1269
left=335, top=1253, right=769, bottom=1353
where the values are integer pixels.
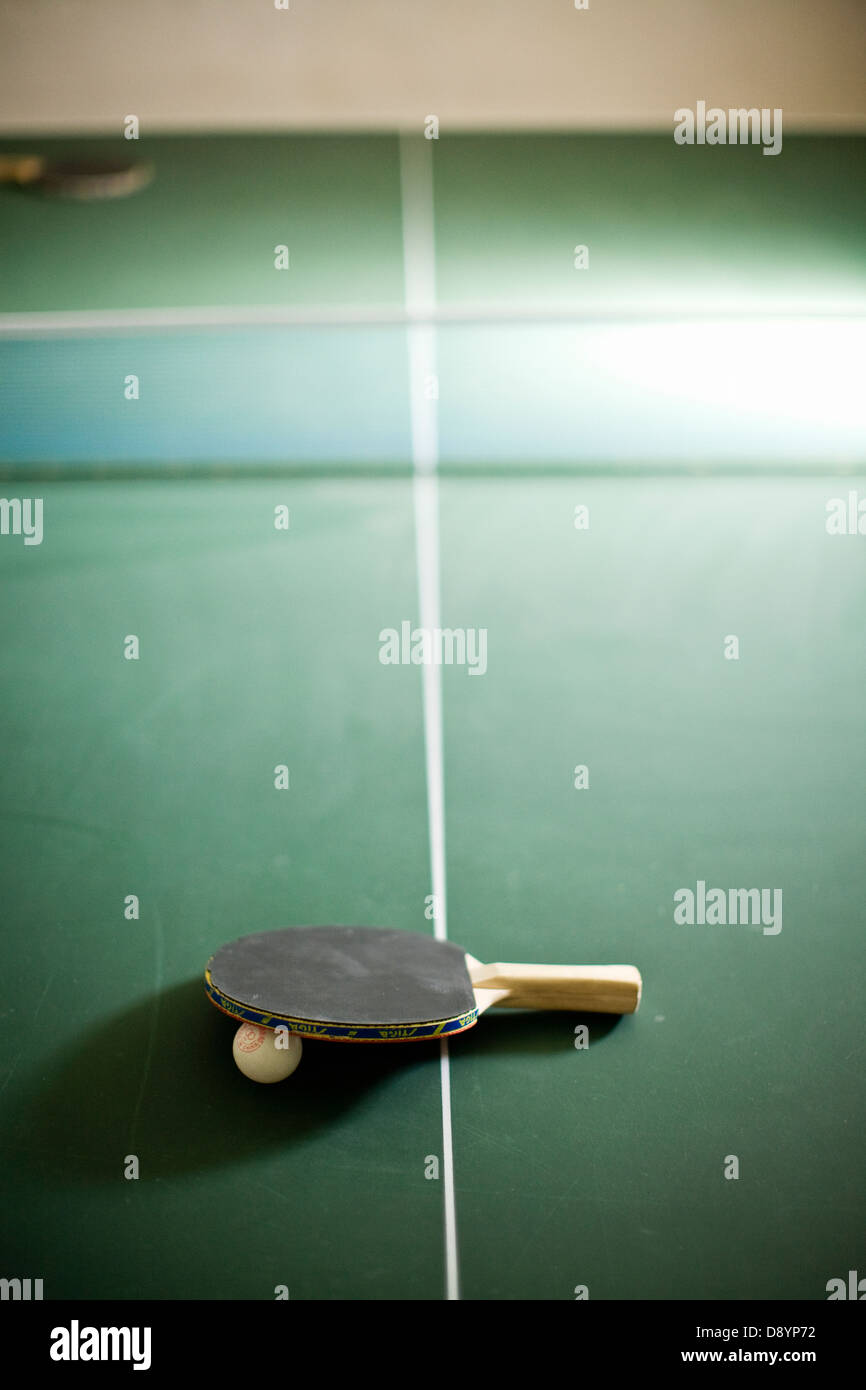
left=205, top=967, right=478, bottom=1041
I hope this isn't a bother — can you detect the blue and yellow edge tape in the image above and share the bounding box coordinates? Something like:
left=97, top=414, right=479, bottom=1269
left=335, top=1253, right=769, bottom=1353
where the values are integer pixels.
left=205, top=967, right=478, bottom=1042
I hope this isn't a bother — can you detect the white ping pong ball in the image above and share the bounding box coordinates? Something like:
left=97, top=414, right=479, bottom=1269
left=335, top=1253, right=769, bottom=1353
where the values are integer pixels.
left=232, top=1023, right=302, bottom=1083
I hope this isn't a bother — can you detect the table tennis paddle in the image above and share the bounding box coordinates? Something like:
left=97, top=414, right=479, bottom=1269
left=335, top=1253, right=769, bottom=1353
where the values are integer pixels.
left=0, top=155, right=153, bottom=200
left=205, top=927, right=641, bottom=1080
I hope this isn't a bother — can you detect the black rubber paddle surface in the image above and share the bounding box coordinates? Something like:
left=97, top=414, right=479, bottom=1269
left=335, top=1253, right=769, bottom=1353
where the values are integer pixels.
left=207, top=926, right=474, bottom=1026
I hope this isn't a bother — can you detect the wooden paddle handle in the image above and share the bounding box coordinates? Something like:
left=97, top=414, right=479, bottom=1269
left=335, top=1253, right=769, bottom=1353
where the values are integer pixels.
left=0, top=156, right=45, bottom=184
left=470, top=962, right=642, bottom=1014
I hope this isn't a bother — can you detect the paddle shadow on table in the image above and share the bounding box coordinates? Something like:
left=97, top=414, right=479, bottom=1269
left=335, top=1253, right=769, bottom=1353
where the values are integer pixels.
left=14, top=981, right=625, bottom=1185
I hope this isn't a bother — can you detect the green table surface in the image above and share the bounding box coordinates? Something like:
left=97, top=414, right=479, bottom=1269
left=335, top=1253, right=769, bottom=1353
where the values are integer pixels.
left=0, top=134, right=864, bottom=1300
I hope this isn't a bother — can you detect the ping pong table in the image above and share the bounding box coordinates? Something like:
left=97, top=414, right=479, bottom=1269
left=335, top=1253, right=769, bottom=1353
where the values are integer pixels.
left=1, top=130, right=864, bottom=1300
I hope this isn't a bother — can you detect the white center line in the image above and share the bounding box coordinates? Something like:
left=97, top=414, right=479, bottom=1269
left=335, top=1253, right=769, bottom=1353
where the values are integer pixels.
left=400, top=131, right=459, bottom=1303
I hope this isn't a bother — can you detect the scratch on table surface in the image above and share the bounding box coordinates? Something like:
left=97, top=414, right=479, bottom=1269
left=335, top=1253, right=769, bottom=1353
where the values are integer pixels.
left=506, top=1169, right=602, bottom=1273
left=129, top=904, right=164, bottom=1151
left=124, top=661, right=221, bottom=734
left=0, top=810, right=118, bottom=845
left=254, top=1183, right=295, bottom=1205
left=0, top=969, right=56, bottom=1099
left=538, top=1172, right=584, bottom=1233
left=457, top=1119, right=562, bottom=1180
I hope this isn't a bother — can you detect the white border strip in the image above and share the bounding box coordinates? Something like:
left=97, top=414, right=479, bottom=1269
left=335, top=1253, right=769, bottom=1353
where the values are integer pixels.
left=400, top=132, right=459, bottom=1303
left=2, top=302, right=864, bottom=339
